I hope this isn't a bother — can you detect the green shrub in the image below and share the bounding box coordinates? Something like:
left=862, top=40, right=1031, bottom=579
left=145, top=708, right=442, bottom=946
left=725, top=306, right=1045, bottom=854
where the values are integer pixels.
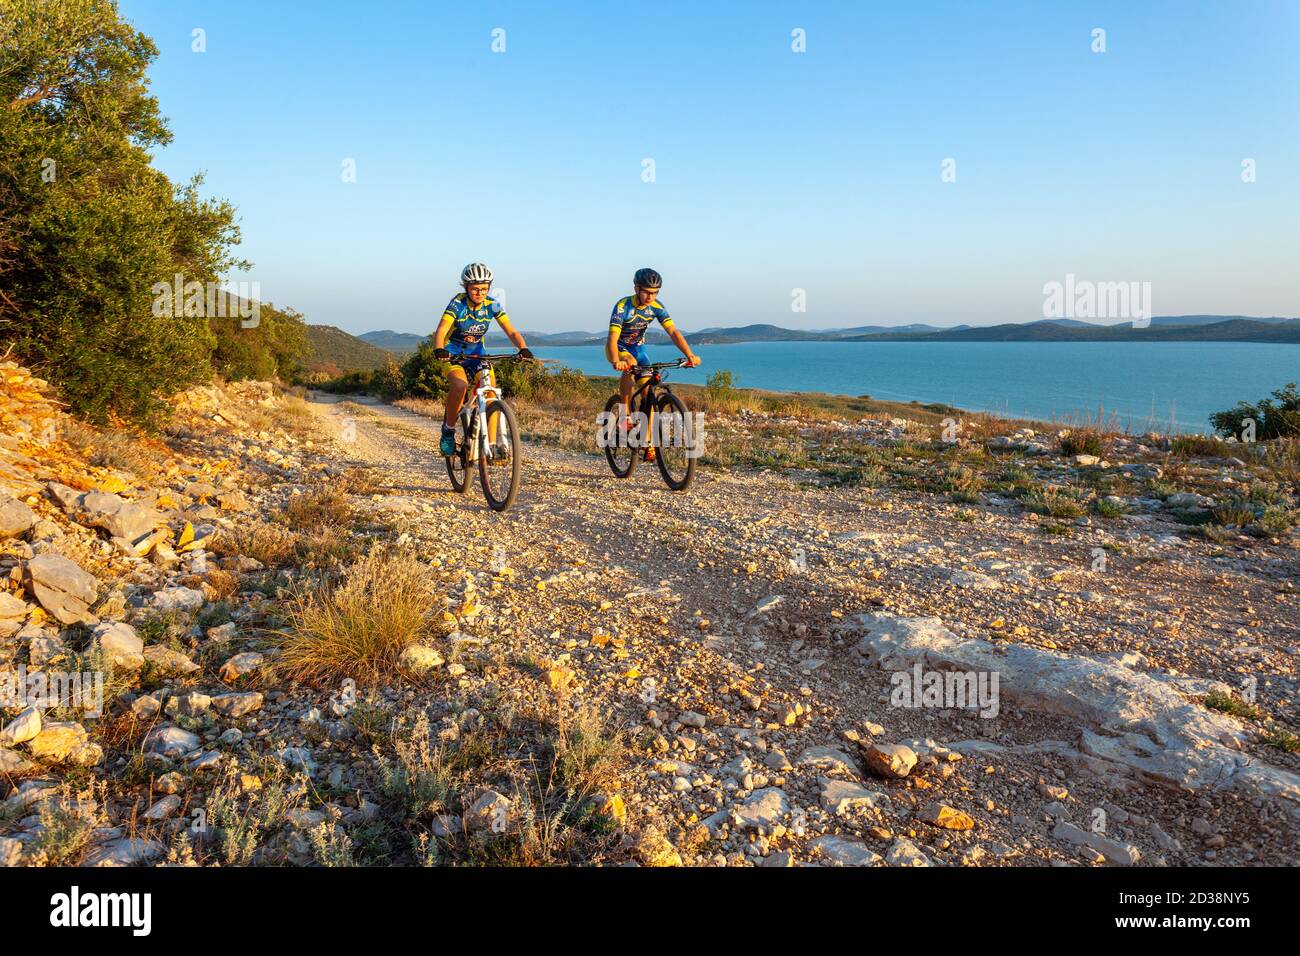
left=1171, top=434, right=1231, bottom=457
left=210, top=301, right=310, bottom=382
left=1059, top=428, right=1111, bottom=457
left=1210, top=383, right=1300, bottom=441
left=399, top=341, right=451, bottom=399
left=1210, top=497, right=1257, bottom=528
left=1254, top=506, right=1296, bottom=536
left=1023, top=485, right=1087, bottom=518
left=317, top=369, right=381, bottom=395
left=1204, top=690, right=1260, bottom=720
left=705, top=369, right=738, bottom=405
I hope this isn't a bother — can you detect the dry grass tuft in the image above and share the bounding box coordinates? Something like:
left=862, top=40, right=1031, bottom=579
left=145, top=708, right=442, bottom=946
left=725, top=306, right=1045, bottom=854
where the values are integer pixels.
left=283, top=485, right=353, bottom=531
left=337, top=466, right=382, bottom=496
left=219, top=521, right=299, bottom=566
left=60, top=418, right=158, bottom=476
left=276, top=547, right=443, bottom=685
left=203, top=568, right=241, bottom=601
left=269, top=394, right=320, bottom=437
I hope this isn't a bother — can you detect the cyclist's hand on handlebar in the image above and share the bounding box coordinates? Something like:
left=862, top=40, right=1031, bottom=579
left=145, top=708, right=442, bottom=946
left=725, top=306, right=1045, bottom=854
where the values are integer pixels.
left=613, top=358, right=632, bottom=372
left=685, top=354, right=702, bottom=368
left=517, top=347, right=535, bottom=361
left=434, top=347, right=450, bottom=362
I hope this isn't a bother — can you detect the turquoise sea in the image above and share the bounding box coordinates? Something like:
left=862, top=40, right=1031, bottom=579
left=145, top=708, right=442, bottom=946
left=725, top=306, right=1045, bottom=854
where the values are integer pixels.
left=530, top=340, right=1299, bottom=434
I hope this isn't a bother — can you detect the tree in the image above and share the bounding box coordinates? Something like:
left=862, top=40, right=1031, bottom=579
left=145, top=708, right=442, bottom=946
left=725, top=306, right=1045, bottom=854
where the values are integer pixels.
left=0, top=0, right=246, bottom=422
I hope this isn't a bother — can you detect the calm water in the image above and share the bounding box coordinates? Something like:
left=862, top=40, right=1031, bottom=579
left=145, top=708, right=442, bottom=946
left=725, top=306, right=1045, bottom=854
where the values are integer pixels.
left=531, top=341, right=1299, bottom=434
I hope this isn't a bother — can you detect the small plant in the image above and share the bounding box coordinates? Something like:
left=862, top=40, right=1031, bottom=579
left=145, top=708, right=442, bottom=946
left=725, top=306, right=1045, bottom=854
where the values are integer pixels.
left=376, top=709, right=500, bottom=819
left=992, top=466, right=1035, bottom=497
left=937, top=464, right=983, bottom=503
left=1055, top=408, right=1120, bottom=457
left=337, top=466, right=381, bottom=496
left=1210, top=497, right=1257, bottom=528
left=1171, top=434, right=1231, bottom=458
left=1204, top=690, right=1261, bottom=720
left=293, top=525, right=361, bottom=568
left=1092, top=496, right=1127, bottom=518
left=1262, top=727, right=1300, bottom=753
left=165, top=831, right=198, bottom=867
left=1198, top=523, right=1233, bottom=544
left=1247, top=481, right=1284, bottom=506
left=696, top=369, right=750, bottom=414
left=1059, top=429, right=1109, bottom=458
left=269, top=395, right=321, bottom=437
left=350, top=695, right=396, bottom=744
left=30, top=782, right=109, bottom=866
left=205, top=763, right=306, bottom=866
left=824, top=462, right=886, bottom=488
left=550, top=706, right=625, bottom=797
left=203, top=569, right=240, bottom=602
left=308, top=818, right=357, bottom=866
left=1254, top=506, right=1297, bottom=536
left=1258, top=438, right=1300, bottom=490
left=1023, top=485, right=1086, bottom=519
left=1146, top=479, right=1177, bottom=500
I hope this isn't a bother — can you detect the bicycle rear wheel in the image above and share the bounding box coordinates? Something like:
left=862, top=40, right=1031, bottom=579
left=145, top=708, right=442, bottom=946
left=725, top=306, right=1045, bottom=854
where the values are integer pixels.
left=653, top=391, right=697, bottom=491
left=602, top=394, right=637, bottom=478
left=445, top=412, right=470, bottom=493
left=478, top=398, right=522, bottom=512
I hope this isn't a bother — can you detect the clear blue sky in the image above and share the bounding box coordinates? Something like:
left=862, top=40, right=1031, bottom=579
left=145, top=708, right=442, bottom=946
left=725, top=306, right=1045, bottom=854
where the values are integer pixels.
left=121, top=0, right=1299, bottom=335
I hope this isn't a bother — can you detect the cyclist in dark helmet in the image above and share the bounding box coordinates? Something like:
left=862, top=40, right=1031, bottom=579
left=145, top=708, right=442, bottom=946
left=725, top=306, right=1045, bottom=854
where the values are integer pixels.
left=606, top=268, right=701, bottom=460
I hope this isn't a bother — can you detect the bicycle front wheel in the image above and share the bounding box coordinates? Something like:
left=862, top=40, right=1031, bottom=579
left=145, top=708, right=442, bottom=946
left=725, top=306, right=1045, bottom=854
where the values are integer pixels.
left=654, top=391, right=697, bottom=492
left=478, top=399, right=522, bottom=512
left=602, top=394, right=637, bottom=478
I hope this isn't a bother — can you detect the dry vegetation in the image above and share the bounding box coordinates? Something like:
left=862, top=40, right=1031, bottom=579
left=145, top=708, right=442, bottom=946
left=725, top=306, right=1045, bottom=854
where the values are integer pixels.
left=275, top=547, right=444, bottom=686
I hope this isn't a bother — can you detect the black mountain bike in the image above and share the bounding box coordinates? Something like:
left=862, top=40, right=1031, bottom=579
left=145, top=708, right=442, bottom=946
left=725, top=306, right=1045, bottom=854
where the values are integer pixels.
left=602, top=359, right=700, bottom=491
left=445, top=354, right=525, bottom=512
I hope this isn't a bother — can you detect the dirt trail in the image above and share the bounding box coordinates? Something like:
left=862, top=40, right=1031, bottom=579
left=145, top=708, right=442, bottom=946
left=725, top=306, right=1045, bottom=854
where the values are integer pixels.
left=305, top=391, right=1299, bottom=866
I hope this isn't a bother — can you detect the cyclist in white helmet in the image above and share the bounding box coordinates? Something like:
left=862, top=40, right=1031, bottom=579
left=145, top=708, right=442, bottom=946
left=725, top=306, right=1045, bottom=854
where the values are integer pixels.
left=434, top=263, right=534, bottom=457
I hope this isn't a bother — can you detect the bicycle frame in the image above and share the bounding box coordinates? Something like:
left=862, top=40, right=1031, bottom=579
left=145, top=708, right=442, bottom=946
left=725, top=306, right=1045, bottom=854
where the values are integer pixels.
left=621, top=360, right=685, bottom=418
left=460, top=364, right=505, bottom=464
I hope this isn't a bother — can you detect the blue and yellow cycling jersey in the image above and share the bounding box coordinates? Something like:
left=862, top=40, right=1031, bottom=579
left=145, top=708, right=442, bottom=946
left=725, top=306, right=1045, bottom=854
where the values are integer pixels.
left=440, top=293, right=509, bottom=352
left=609, top=295, right=675, bottom=348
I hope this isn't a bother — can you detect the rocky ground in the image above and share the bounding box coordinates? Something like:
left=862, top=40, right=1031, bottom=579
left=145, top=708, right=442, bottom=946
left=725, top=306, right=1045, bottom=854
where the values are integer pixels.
left=0, top=368, right=1297, bottom=867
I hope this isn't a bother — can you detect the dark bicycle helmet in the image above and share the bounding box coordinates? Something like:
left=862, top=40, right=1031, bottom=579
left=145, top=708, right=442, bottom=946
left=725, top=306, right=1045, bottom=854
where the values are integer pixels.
left=633, top=267, right=662, bottom=290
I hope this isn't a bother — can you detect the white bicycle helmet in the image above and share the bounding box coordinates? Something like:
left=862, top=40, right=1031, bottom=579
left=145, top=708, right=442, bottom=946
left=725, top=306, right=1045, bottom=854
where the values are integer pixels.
left=461, top=262, right=493, bottom=286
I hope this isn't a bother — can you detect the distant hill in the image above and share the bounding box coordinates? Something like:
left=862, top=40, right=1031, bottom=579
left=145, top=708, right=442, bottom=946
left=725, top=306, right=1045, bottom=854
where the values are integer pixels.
left=360, top=315, right=1300, bottom=349
left=846, top=318, right=1300, bottom=343
left=363, top=327, right=619, bottom=350
left=687, top=324, right=840, bottom=345
left=1146, top=315, right=1296, bottom=327
left=305, top=326, right=394, bottom=372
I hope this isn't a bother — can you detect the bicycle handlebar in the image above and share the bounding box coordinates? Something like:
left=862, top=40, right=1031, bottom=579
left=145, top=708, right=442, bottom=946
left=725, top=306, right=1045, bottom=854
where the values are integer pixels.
left=631, top=359, right=689, bottom=374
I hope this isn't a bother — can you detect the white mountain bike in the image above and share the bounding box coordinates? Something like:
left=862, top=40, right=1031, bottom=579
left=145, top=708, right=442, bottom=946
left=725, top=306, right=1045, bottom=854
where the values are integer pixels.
left=444, top=354, right=525, bottom=512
